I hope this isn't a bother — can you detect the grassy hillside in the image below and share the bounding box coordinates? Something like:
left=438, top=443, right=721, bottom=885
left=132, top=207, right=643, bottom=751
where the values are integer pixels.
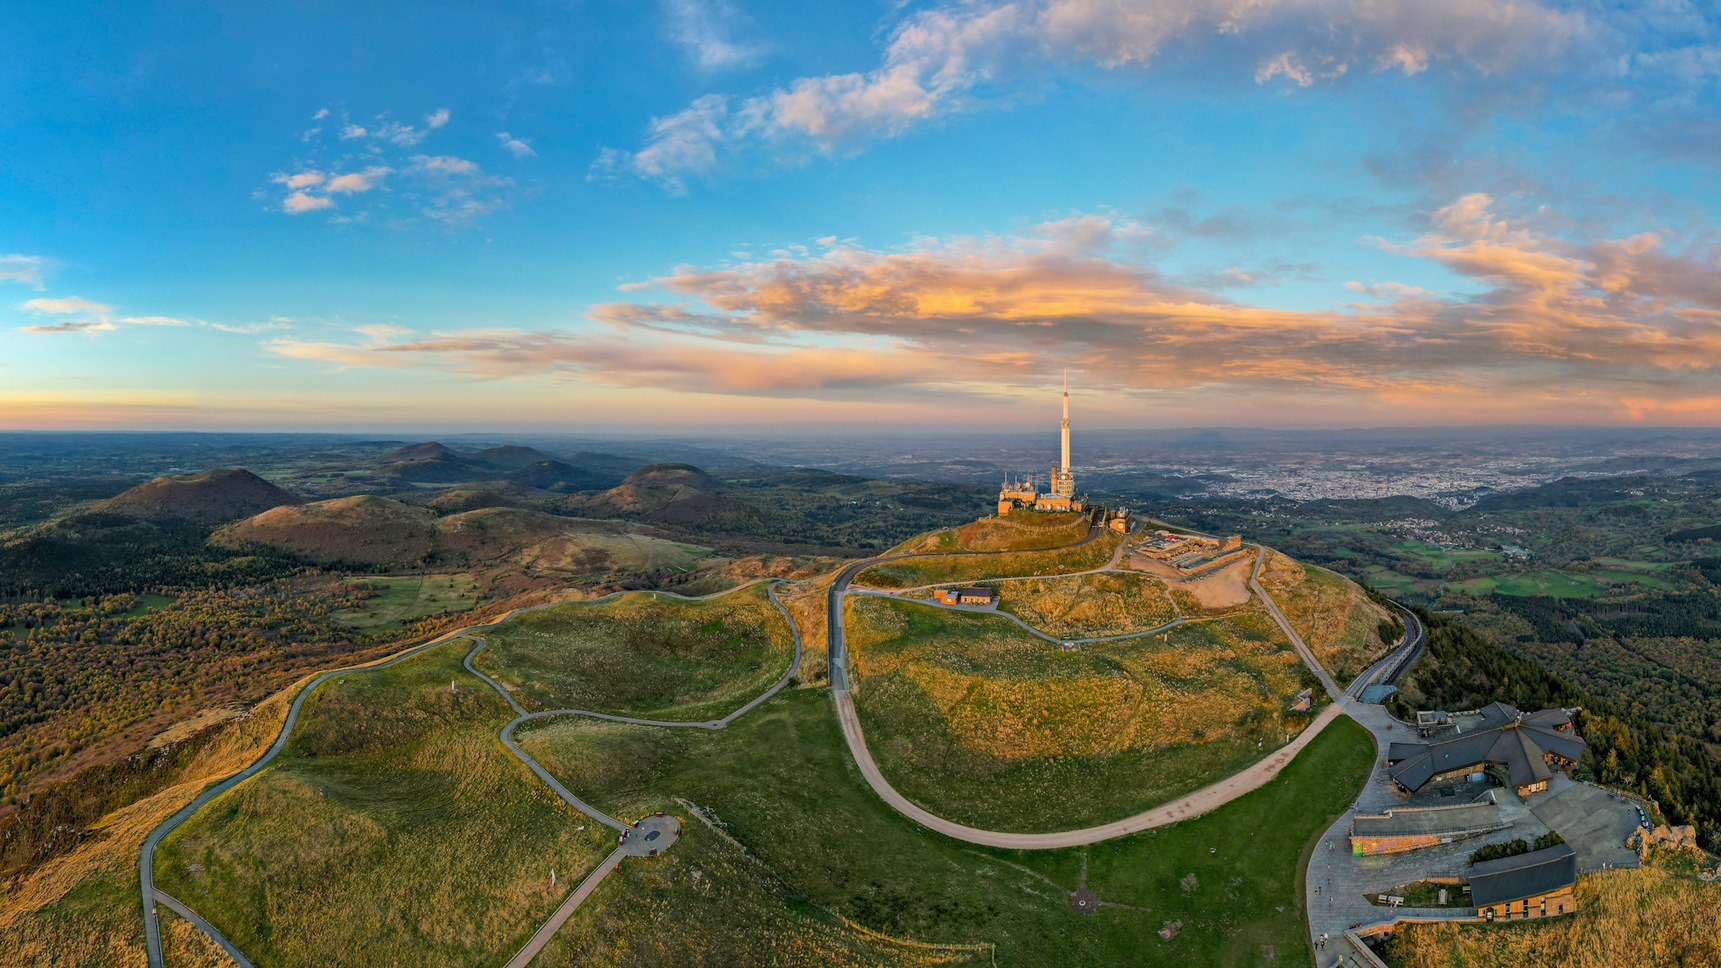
left=213, top=497, right=711, bottom=576
left=153, top=642, right=614, bottom=968
left=1382, top=867, right=1721, bottom=967
left=855, top=530, right=1123, bottom=590
left=537, top=815, right=987, bottom=966
left=1258, top=550, right=1395, bottom=683
left=898, top=512, right=1092, bottom=554
left=517, top=688, right=1373, bottom=967
left=470, top=584, right=795, bottom=722
left=990, top=571, right=1179, bottom=638
left=845, top=595, right=1315, bottom=831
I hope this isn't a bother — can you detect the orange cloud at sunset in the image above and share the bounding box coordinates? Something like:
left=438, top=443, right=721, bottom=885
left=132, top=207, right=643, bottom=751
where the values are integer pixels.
left=241, top=194, right=1721, bottom=428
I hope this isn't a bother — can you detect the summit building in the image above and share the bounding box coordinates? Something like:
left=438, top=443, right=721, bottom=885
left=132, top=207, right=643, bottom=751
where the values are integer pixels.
left=998, top=375, right=1086, bottom=516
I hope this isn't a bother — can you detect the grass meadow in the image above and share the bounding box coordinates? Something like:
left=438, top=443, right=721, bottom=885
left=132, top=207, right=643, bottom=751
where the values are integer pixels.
left=856, top=531, right=1123, bottom=590
left=470, top=584, right=795, bottom=721
left=991, top=571, right=1179, bottom=638
left=152, top=642, right=615, bottom=968
left=518, top=688, right=1374, bottom=967
left=332, top=573, right=480, bottom=630
left=844, top=595, right=1314, bottom=832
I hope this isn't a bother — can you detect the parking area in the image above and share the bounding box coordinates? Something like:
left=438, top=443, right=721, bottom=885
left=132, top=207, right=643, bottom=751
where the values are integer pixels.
left=1528, top=775, right=1641, bottom=871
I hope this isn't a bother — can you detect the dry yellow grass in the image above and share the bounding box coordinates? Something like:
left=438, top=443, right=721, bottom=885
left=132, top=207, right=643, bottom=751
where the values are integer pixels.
left=845, top=595, right=1311, bottom=829
left=777, top=575, right=833, bottom=685
left=1259, top=550, right=1393, bottom=681
left=162, top=909, right=240, bottom=968
left=0, top=680, right=298, bottom=966
left=1383, top=868, right=1721, bottom=967
left=991, top=572, right=1177, bottom=638
left=898, top=512, right=1092, bottom=555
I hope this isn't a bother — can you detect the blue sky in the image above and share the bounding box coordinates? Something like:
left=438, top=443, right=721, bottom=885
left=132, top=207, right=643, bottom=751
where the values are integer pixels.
left=4, top=1, right=1721, bottom=431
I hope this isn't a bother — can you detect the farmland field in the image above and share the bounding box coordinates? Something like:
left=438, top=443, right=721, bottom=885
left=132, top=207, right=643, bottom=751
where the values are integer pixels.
left=470, top=583, right=796, bottom=722
left=843, top=595, right=1314, bottom=831
left=332, top=573, right=480, bottom=629
left=518, top=687, right=1374, bottom=967
left=152, top=642, right=615, bottom=968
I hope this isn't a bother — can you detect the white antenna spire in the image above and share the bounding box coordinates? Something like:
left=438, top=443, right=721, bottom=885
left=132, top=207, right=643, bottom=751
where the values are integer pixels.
left=1060, top=370, right=1071, bottom=476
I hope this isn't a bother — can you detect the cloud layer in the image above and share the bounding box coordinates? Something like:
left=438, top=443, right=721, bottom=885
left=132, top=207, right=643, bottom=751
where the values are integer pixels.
left=261, top=194, right=1721, bottom=422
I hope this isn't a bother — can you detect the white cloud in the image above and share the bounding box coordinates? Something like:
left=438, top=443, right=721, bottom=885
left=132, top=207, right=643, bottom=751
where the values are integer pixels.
left=497, top=132, right=536, bottom=158
left=311, top=108, right=330, bottom=120
left=663, top=0, right=761, bottom=70
left=607, top=0, right=1586, bottom=187
left=22, top=296, right=113, bottom=314
left=283, top=191, right=337, bottom=214
left=355, top=323, right=412, bottom=340
left=596, top=94, right=731, bottom=191
left=271, top=110, right=511, bottom=224
left=118, top=315, right=194, bottom=326
left=274, top=170, right=326, bottom=190
left=0, top=255, right=47, bottom=289
left=412, top=154, right=480, bottom=175
left=325, top=166, right=392, bottom=193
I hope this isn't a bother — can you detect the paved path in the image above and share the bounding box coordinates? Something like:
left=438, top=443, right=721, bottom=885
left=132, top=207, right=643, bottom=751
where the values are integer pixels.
left=140, top=578, right=796, bottom=968
left=825, top=527, right=1385, bottom=850
left=504, top=845, right=627, bottom=968
left=151, top=888, right=255, bottom=968
left=502, top=816, right=681, bottom=968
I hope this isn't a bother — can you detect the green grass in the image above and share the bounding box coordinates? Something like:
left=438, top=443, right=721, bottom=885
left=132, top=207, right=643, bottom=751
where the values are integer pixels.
left=534, top=815, right=989, bottom=966
left=1390, top=540, right=1454, bottom=571
left=1359, top=566, right=1437, bottom=597
left=333, top=573, right=480, bottom=630
left=844, top=595, right=1312, bottom=832
left=516, top=689, right=1374, bottom=967
left=153, top=642, right=615, bottom=968
left=856, top=531, right=1122, bottom=589
left=118, top=592, right=177, bottom=619
left=470, top=584, right=795, bottom=722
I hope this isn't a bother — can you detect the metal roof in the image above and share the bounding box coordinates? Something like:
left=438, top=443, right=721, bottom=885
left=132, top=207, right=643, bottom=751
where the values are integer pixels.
left=1469, top=843, right=1577, bottom=907
left=1385, top=705, right=1585, bottom=792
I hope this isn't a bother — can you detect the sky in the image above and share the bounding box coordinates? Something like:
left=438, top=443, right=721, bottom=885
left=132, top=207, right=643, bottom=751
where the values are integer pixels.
left=3, top=0, right=1721, bottom=433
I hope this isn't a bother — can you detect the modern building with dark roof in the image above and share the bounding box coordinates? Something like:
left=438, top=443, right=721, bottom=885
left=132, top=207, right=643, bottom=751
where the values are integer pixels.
left=1387, top=702, right=1585, bottom=797
left=1349, top=800, right=1512, bottom=855
left=1468, top=842, right=1578, bottom=920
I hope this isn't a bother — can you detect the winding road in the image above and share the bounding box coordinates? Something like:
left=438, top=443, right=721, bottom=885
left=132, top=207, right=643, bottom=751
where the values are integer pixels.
left=824, top=530, right=1425, bottom=850
left=140, top=579, right=801, bottom=968
left=139, top=518, right=1427, bottom=966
